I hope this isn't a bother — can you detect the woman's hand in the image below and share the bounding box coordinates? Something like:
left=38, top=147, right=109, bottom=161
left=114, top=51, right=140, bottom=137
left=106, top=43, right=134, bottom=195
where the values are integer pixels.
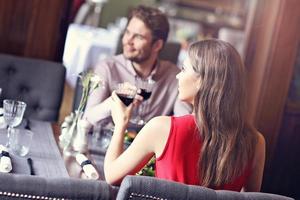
left=110, top=91, right=135, bottom=129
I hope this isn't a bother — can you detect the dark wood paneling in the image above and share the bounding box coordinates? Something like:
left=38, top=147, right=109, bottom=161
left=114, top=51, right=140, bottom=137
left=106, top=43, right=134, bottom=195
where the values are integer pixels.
left=244, top=0, right=300, bottom=198
left=263, top=104, right=300, bottom=198
left=245, top=0, right=300, bottom=165
left=264, top=40, right=300, bottom=199
left=0, top=0, right=71, bottom=61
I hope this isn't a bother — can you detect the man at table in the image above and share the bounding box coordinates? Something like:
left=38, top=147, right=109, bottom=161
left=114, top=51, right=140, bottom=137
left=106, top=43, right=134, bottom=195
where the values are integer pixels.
left=84, top=5, right=191, bottom=130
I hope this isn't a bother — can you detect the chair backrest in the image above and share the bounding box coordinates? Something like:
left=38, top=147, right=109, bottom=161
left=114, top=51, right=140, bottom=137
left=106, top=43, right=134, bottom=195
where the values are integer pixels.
left=117, top=175, right=295, bottom=200
left=0, top=172, right=116, bottom=200
left=0, top=54, right=66, bottom=122
left=158, top=42, right=181, bottom=65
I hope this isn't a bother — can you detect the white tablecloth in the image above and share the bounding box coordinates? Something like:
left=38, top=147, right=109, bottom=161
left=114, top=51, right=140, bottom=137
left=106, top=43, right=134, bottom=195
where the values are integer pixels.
left=63, top=24, right=121, bottom=87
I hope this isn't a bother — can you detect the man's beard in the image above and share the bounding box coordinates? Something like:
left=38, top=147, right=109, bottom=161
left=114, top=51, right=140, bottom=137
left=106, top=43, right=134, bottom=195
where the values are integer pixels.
left=127, top=55, right=149, bottom=63
left=123, top=47, right=152, bottom=63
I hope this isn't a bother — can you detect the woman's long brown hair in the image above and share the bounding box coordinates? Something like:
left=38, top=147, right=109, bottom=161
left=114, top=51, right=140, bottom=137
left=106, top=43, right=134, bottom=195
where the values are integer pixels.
left=190, top=39, right=257, bottom=187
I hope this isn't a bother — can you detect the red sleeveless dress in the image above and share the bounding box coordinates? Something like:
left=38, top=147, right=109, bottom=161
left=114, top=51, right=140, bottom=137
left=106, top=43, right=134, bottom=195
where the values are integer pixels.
left=155, top=115, right=252, bottom=191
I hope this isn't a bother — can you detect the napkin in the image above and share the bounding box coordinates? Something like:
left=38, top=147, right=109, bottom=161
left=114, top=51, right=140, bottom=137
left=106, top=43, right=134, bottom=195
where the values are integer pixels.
left=75, top=153, right=99, bottom=180
left=0, top=145, right=12, bottom=173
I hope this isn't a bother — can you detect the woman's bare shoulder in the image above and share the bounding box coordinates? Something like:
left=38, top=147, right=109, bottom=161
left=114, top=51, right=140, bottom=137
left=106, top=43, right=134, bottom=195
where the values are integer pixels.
left=244, top=130, right=266, bottom=192
left=255, top=131, right=266, bottom=149
left=144, top=116, right=171, bottom=133
left=145, top=116, right=172, bottom=130
left=252, top=130, right=266, bottom=166
left=140, top=116, right=172, bottom=156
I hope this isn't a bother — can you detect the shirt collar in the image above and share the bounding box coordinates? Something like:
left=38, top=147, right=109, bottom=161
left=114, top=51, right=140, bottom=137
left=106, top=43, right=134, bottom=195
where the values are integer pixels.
left=124, top=55, right=159, bottom=80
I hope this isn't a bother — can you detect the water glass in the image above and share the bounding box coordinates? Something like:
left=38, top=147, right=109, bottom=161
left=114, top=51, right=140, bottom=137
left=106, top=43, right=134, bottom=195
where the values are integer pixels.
left=3, top=100, right=27, bottom=147
left=3, top=100, right=26, bottom=127
left=9, top=129, right=34, bottom=156
left=99, top=128, right=112, bottom=150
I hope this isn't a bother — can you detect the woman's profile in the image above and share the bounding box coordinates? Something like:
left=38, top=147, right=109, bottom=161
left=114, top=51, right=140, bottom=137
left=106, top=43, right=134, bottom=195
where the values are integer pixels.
left=104, top=39, right=265, bottom=192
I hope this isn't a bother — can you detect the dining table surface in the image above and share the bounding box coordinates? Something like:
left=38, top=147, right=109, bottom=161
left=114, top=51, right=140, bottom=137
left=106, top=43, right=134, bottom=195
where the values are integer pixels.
left=0, top=120, right=69, bottom=178
left=52, top=122, right=106, bottom=180
left=0, top=119, right=106, bottom=180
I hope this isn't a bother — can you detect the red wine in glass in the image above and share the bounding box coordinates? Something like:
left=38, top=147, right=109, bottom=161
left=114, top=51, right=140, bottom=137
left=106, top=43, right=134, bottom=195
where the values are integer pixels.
left=117, top=94, right=134, bottom=106
left=140, top=89, right=152, bottom=101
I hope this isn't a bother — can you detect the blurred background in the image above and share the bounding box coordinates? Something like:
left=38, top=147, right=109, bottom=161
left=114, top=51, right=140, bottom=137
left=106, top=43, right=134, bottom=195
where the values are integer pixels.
left=0, top=0, right=299, bottom=199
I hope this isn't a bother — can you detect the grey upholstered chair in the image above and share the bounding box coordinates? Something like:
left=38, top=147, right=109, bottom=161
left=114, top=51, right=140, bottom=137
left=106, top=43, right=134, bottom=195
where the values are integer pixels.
left=158, top=42, right=181, bottom=65
left=0, top=172, right=117, bottom=200
left=116, top=175, right=295, bottom=200
left=0, top=54, right=66, bottom=122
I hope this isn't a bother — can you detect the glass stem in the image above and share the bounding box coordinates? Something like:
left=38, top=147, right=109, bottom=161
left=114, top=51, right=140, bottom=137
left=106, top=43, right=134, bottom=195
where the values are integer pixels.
left=138, top=103, right=144, bottom=124
left=6, top=126, right=13, bottom=147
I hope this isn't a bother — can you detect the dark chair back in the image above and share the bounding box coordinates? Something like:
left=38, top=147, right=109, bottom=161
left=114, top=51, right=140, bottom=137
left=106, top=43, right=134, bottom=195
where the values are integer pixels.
left=158, top=42, right=181, bottom=65
left=0, top=54, right=66, bottom=122
left=0, top=172, right=116, bottom=200
left=117, top=176, right=295, bottom=200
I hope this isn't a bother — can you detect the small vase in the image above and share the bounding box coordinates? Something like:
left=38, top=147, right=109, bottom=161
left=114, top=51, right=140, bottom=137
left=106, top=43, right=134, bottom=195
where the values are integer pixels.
left=59, top=110, right=84, bottom=152
left=59, top=113, right=75, bottom=149
left=72, top=119, right=91, bottom=153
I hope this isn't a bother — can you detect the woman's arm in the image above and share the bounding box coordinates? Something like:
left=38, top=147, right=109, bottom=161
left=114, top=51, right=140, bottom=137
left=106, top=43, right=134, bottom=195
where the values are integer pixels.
left=104, top=92, right=171, bottom=185
left=243, top=132, right=266, bottom=192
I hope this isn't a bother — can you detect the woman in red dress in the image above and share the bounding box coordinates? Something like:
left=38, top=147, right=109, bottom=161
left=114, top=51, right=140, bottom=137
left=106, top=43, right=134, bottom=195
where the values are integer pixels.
left=104, top=39, right=265, bottom=192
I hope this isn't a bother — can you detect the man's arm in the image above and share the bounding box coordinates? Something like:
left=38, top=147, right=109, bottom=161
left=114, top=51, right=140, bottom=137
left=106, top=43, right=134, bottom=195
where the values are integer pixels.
left=84, top=93, right=112, bottom=125
left=83, top=61, right=112, bottom=125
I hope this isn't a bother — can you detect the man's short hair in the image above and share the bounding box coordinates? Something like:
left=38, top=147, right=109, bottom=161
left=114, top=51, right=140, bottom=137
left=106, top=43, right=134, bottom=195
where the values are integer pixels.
left=128, top=5, right=169, bottom=43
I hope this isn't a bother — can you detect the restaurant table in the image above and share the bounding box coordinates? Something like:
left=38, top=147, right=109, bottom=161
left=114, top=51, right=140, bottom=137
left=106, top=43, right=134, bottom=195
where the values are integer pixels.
left=0, top=120, right=68, bottom=178
left=0, top=118, right=108, bottom=182
left=52, top=123, right=106, bottom=180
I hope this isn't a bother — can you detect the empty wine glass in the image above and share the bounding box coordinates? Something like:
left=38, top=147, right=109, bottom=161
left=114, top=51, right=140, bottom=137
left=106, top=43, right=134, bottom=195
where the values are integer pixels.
left=3, top=100, right=27, bottom=147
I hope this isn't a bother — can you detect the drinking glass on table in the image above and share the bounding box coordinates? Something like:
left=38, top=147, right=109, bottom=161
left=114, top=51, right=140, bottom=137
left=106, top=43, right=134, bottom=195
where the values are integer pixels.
left=3, top=100, right=26, bottom=147
left=9, top=128, right=33, bottom=156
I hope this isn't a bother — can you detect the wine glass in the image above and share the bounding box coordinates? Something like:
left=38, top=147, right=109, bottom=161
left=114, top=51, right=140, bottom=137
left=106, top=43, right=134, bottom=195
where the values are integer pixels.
left=94, top=83, right=137, bottom=151
left=3, top=100, right=27, bottom=147
left=115, top=82, right=137, bottom=106
left=130, top=78, right=155, bottom=130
